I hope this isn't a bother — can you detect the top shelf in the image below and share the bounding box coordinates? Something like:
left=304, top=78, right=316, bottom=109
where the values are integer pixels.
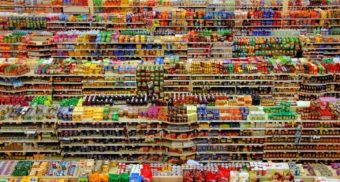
left=92, top=5, right=340, bottom=8
left=1, top=3, right=339, bottom=9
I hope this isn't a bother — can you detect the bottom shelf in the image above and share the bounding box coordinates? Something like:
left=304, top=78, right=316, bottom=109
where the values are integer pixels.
left=1, top=160, right=340, bottom=182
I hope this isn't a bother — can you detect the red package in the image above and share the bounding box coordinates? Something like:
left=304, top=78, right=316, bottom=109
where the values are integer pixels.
left=141, top=164, right=153, bottom=182
left=206, top=171, right=217, bottom=182
left=184, top=170, right=194, bottom=182
left=194, top=170, right=205, bottom=182
left=217, top=166, right=230, bottom=182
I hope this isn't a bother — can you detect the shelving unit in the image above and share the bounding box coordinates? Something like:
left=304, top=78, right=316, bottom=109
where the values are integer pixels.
left=0, top=0, right=339, bottom=166
left=1, top=65, right=339, bottom=101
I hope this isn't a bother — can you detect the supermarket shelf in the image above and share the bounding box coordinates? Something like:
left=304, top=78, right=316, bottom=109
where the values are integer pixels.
left=51, top=48, right=187, bottom=51
left=164, top=128, right=196, bottom=133
left=265, top=143, right=340, bottom=145
left=162, top=120, right=197, bottom=125
left=313, top=42, right=340, bottom=45
left=191, top=79, right=274, bottom=82
left=196, top=136, right=266, bottom=139
left=301, top=82, right=340, bottom=86
left=0, top=139, right=59, bottom=143
left=196, top=143, right=264, bottom=146
left=166, top=152, right=196, bottom=157
left=91, top=5, right=340, bottom=8
left=0, top=150, right=60, bottom=153
left=0, top=128, right=55, bottom=133
left=60, top=136, right=127, bottom=140
left=164, top=73, right=301, bottom=77
left=297, top=150, right=340, bottom=153
left=163, top=143, right=195, bottom=149
left=53, top=94, right=83, bottom=97
left=305, top=48, right=340, bottom=50
left=82, top=86, right=136, bottom=89
left=0, top=82, right=52, bottom=86
left=274, top=86, right=300, bottom=89
left=163, top=137, right=195, bottom=141
left=60, top=143, right=159, bottom=147
left=192, top=85, right=235, bottom=88
left=197, top=128, right=266, bottom=131
left=0, top=50, right=27, bottom=53
left=263, top=158, right=340, bottom=161
left=152, top=18, right=340, bottom=21
left=35, top=176, right=78, bottom=179
left=63, top=151, right=163, bottom=155
left=128, top=136, right=162, bottom=140
left=0, top=82, right=13, bottom=86
left=164, top=85, right=190, bottom=88
left=270, top=135, right=340, bottom=138
left=26, top=89, right=52, bottom=92
left=53, top=89, right=82, bottom=92
left=299, top=91, right=340, bottom=95
left=273, top=80, right=301, bottom=82
left=0, top=120, right=58, bottom=124
left=199, top=160, right=263, bottom=163
left=59, top=119, right=161, bottom=124
left=53, top=82, right=83, bottom=84
left=82, top=80, right=136, bottom=83
left=53, top=42, right=183, bottom=45
left=128, top=128, right=162, bottom=131
left=197, top=151, right=264, bottom=154
left=302, top=128, right=340, bottom=130
left=0, top=90, right=26, bottom=93
left=0, top=118, right=332, bottom=127
left=58, top=128, right=125, bottom=131
left=164, top=80, right=190, bottom=82
left=27, top=48, right=52, bottom=51
left=198, top=120, right=294, bottom=123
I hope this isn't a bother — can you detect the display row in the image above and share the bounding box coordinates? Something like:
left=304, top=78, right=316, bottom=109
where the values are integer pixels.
left=0, top=57, right=339, bottom=101
left=1, top=12, right=339, bottom=33
left=1, top=32, right=339, bottom=61
left=1, top=0, right=339, bottom=13
left=0, top=99, right=339, bottom=162
left=1, top=160, right=340, bottom=182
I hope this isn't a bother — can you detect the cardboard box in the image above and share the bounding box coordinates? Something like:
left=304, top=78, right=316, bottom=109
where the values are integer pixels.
left=153, top=176, right=183, bottom=182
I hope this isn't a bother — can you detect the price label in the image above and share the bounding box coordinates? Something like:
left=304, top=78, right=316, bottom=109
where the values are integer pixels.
left=25, top=130, right=37, bottom=135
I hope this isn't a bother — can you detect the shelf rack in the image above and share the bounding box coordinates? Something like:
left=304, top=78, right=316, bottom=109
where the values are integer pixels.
left=1, top=70, right=339, bottom=101
left=2, top=113, right=340, bottom=162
